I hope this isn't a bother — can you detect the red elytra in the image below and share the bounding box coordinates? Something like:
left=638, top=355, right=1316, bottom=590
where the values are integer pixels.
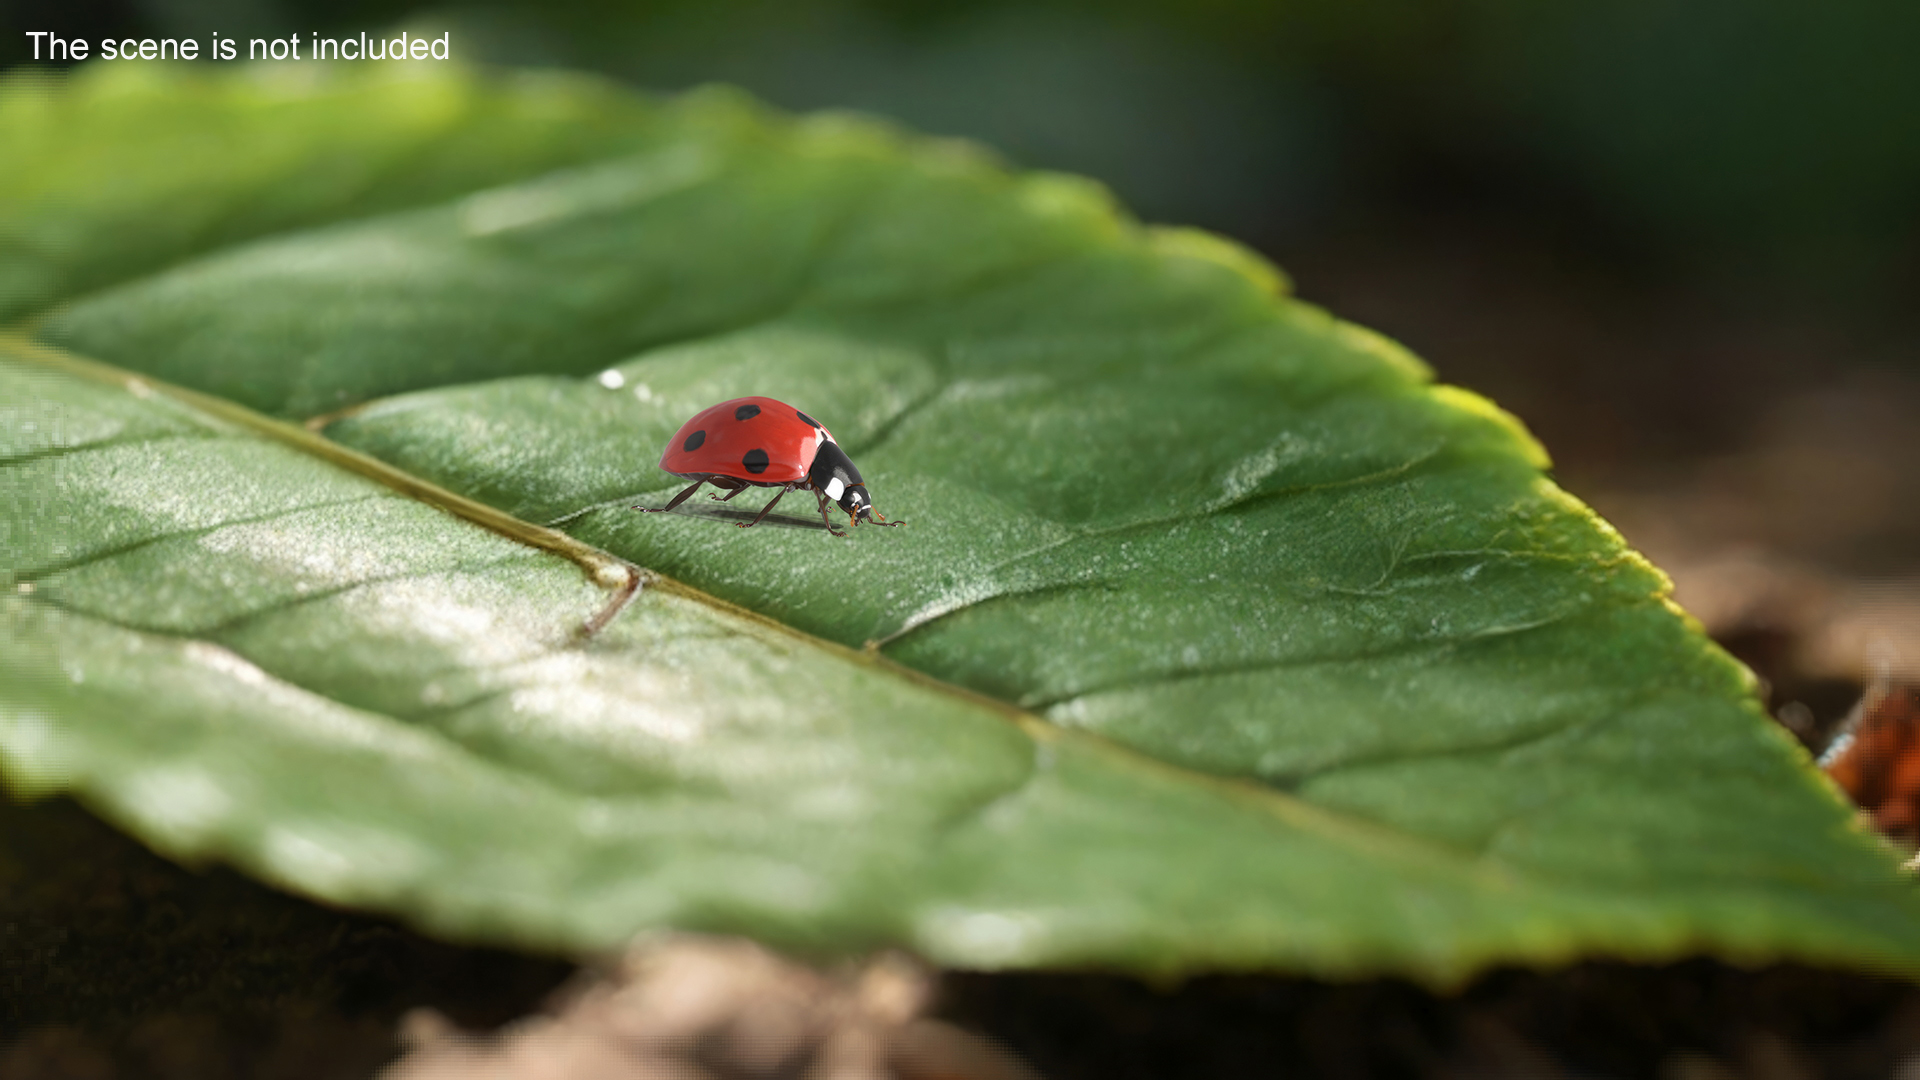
left=636, top=396, right=904, bottom=537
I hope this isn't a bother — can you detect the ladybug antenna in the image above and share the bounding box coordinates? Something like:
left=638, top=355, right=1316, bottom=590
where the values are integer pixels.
left=838, top=482, right=904, bottom=528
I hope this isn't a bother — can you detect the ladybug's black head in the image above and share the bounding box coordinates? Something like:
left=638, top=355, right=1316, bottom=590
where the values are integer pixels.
left=807, top=440, right=904, bottom=529
left=841, top=483, right=903, bottom=527
left=842, top=483, right=873, bottom=521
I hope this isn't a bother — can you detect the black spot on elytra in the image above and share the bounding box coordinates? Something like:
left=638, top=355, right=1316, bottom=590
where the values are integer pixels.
left=682, top=430, right=706, bottom=452
left=742, top=448, right=770, bottom=474
left=796, top=410, right=820, bottom=428
left=734, top=403, right=762, bottom=421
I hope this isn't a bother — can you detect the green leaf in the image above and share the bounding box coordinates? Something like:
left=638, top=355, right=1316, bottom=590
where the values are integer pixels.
left=0, top=62, right=667, bottom=326
left=4, top=64, right=1916, bottom=983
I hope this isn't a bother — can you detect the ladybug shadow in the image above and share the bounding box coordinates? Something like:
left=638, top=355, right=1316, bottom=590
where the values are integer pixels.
left=662, top=503, right=835, bottom=531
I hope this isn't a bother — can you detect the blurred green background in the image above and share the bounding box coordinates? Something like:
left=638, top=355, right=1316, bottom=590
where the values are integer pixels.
left=8, top=0, right=1920, bottom=577
left=9, top=0, right=1917, bottom=307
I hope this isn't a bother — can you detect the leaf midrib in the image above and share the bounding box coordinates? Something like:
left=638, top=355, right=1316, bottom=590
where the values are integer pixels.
left=2, top=330, right=1545, bottom=895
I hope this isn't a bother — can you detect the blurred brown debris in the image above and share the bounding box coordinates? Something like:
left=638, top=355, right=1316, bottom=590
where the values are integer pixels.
left=1821, top=679, right=1920, bottom=852
left=382, top=936, right=1041, bottom=1080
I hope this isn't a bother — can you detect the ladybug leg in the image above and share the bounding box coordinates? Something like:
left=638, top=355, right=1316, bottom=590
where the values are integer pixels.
left=635, top=478, right=706, bottom=514
left=738, top=483, right=796, bottom=529
left=705, top=477, right=748, bottom=502
left=813, top=490, right=848, bottom=538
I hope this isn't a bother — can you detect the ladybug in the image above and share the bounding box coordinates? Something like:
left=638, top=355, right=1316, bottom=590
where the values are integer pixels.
left=635, top=396, right=904, bottom=538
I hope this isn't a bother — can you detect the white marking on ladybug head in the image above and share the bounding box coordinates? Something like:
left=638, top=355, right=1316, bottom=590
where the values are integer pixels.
left=824, top=477, right=846, bottom=502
